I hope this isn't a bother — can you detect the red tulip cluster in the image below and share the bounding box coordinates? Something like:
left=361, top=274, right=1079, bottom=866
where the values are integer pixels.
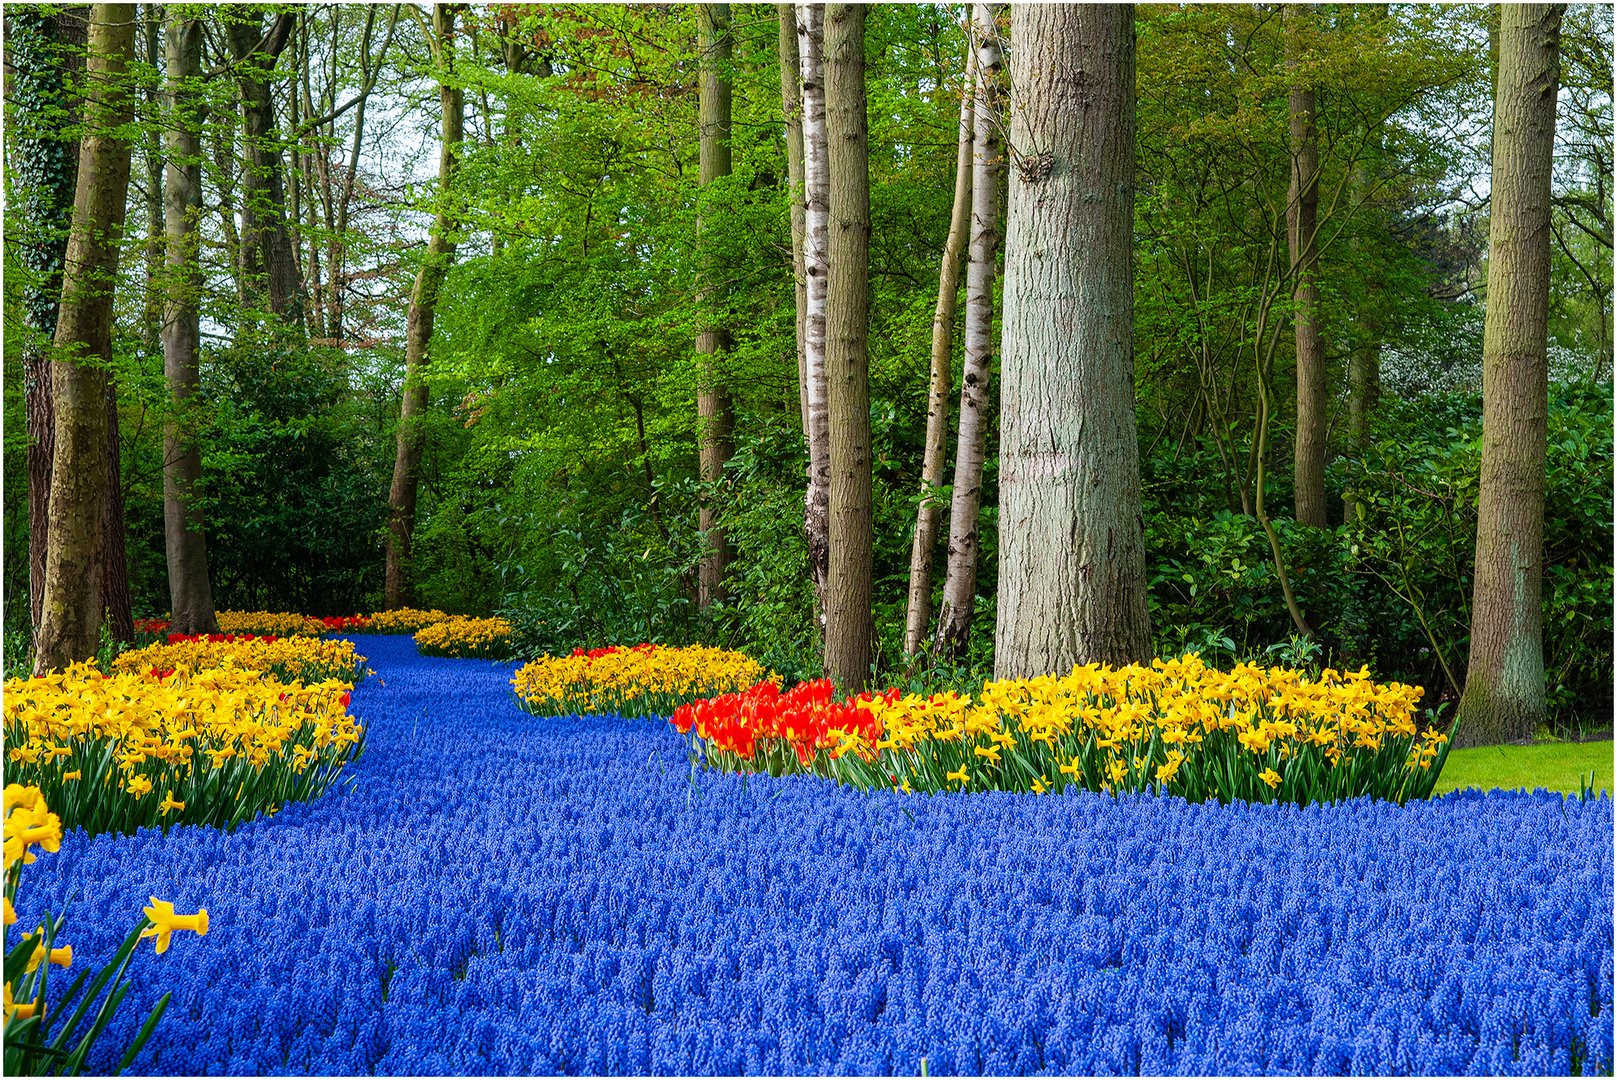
left=319, top=615, right=371, bottom=631
left=569, top=643, right=658, bottom=661
left=135, top=617, right=171, bottom=635
left=671, top=679, right=895, bottom=765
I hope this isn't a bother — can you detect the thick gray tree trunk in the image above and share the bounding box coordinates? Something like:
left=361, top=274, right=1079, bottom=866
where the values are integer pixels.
left=822, top=2, right=872, bottom=691
left=903, top=39, right=976, bottom=658
left=935, top=3, right=1003, bottom=661
left=696, top=3, right=736, bottom=611
left=994, top=3, right=1150, bottom=679
left=1456, top=4, right=1564, bottom=747
left=1286, top=5, right=1327, bottom=528
left=161, top=11, right=219, bottom=635
left=35, top=3, right=136, bottom=673
left=385, top=4, right=464, bottom=609
left=796, top=2, right=832, bottom=625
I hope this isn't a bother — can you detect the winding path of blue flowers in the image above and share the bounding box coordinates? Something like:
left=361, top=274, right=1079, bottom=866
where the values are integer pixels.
left=17, top=635, right=1615, bottom=1075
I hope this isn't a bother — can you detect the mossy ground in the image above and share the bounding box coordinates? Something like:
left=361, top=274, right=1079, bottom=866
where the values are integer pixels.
left=1435, top=739, right=1614, bottom=796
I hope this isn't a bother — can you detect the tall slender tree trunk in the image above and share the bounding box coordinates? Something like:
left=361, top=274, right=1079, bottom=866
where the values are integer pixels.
left=1286, top=5, right=1327, bottom=528
left=696, top=3, right=736, bottom=611
left=822, top=2, right=872, bottom=691
left=227, top=9, right=302, bottom=324
left=778, top=5, right=809, bottom=443
left=139, top=5, right=163, bottom=356
left=796, top=2, right=832, bottom=627
left=385, top=4, right=464, bottom=610
left=162, top=11, right=219, bottom=635
left=35, top=2, right=136, bottom=673
left=994, top=3, right=1150, bottom=679
left=935, top=2, right=1003, bottom=661
left=1456, top=4, right=1564, bottom=748
left=903, top=39, right=976, bottom=658
left=10, top=5, right=87, bottom=642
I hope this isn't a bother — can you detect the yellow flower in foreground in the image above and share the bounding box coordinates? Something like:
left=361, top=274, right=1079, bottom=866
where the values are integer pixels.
left=3, top=897, right=15, bottom=925
left=62, top=770, right=81, bottom=782
left=141, top=897, right=209, bottom=955
left=159, top=791, right=186, bottom=817
left=4, top=798, right=63, bottom=870
left=5, top=982, right=40, bottom=1021
left=126, top=775, right=154, bottom=798
left=945, top=767, right=970, bottom=788
left=25, top=936, right=72, bottom=973
left=1155, top=750, right=1186, bottom=784
left=1259, top=767, right=1282, bottom=789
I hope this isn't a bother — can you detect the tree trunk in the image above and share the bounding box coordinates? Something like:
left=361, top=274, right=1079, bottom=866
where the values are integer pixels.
left=385, top=4, right=464, bottom=610
left=935, top=3, right=1003, bottom=661
left=35, top=2, right=136, bottom=673
left=1456, top=4, right=1564, bottom=748
left=162, top=11, right=219, bottom=636
left=226, top=9, right=302, bottom=324
left=796, top=2, right=832, bottom=627
left=9, top=5, right=87, bottom=642
left=1286, top=4, right=1327, bottom=528
left=903, top=37, right=976, bottom=658
left=822, top=2, right=872, bottom=691
left=994, top=3, right=1150, bottom=679
left=778, top=4, right=809, bottom=442
left=139, top=4, right=163, bottom=356
left=696, top=3, right=736, bottom=611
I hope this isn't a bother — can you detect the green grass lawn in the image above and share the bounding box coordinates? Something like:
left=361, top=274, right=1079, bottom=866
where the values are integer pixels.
left=1434, top=739, right=1614, bottom=796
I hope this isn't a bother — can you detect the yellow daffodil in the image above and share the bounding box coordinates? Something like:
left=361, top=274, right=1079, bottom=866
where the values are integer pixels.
left=1259, top=767, right=1282, bottom=789
left=159, top=791, right=186, bottom=816
left=140, top=898, right=209, bottom=954
left=945, top=767, right=970, bottom=788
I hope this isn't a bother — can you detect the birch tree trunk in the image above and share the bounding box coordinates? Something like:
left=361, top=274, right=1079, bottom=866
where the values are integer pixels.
left=1456, top=3, right=1564, bottom=747
left=696, top=3, right=736, bottom=611
left=903, top=39, right=976, bottom=658
left=1286, top=4, right=1327, bottom=528
left=35, top=2, right=136, bottom=673
left=994, top=3, right=1150, bottom=679
left=935, top=2, right=1003, bottom=661
left=796, top=2, right=832, bottom=626
left=822, top=2, right=872, bottom=690
left=385, top=4, right=464, bottom=609
left=778, top=4, right=809, bottom=441
left=162, top=11, right=219, bottom=635
left=9, top=5, right=87, bottom=641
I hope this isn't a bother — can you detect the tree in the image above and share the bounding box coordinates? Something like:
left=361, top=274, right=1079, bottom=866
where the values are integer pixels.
left=8, top=5, right=87, bottom=640
left=226, top=6, right=302, bottom=323
left=1456, top=4, right=1565, bottom=747
left=903, top=30, right=975, bottom=658
left=821, top=2, right=871, bottom=690
left=161, top=9, right=219, bottom=635
left=995, top=3, right=1150, bottom=678
left=778, top=4, right=809, bottom=440
left=935, top=2, right=1003, bottom=660
left=695, top=3, right=736, bottom=611
left=385, top=2, right=466, bottom=609
left=796, top=2, right=831, bottom=624
left=1285, top=4, right=1327, bottom=528
left=34, top=2, right=136, bottom=673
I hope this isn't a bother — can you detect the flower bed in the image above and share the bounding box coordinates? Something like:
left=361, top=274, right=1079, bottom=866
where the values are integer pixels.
left=214, top=611, right=329, bottom=637
left=674, top=655, right=1452, bottom=805
left=114, top=634, right=367, bottom=687
left=512, top=643, right=768, bottom=719
left=365, top=607, right=451, bottom=635
left=11, top=636, right=1609, bottom=1076
left=4, top=663, right=364, bottom=837
left=414, top=616, right=514, bottom=660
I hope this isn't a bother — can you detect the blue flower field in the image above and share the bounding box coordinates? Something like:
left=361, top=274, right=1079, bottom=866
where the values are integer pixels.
left=15, top=635, right=1614, bottom=1075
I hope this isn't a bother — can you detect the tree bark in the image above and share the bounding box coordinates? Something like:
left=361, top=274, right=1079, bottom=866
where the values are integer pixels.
left=139, top=4, right=163, bottom=356
left=35, top=2, right=136, bottom=673
left=822, top=2, right=872, bottom=691
left=226, top=8, right=303, bottom=324
left=162, top=11, right=219, bottom=635
left=696, top=3, right=736, bottom=611
left=1286, top=5, right=1327, bottom=528
left=935, top=3, right=1003, bottom=661
left=778, top=5, right=809, bottom=442
left=994, top=3, right=1150, bottom=679
left=385, top=3, right=464, bottom=610
left=1456, top=4, right=1564, bottom=747
left=903, top=36, right=976, bottom=658
left=9, top=5, right=87, bottom=642
left=796, top=2, right=832, bottom=626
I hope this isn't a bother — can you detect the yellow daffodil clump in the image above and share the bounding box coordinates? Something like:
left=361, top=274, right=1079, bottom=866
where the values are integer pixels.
left=513, top=644, right=770, bottom=720
left=113, top=634, right=367, bottom=687
left=5, top=785, right=206, bottom=1068
left=683, top=654, right=1455, bottom=806
left=366, top=607, right=451, bottom=635
left=214, top=610, right=328, bottom=637
left=4, top=662, right=364, bottom=837
left=413, top=616, right=515, bottom=660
